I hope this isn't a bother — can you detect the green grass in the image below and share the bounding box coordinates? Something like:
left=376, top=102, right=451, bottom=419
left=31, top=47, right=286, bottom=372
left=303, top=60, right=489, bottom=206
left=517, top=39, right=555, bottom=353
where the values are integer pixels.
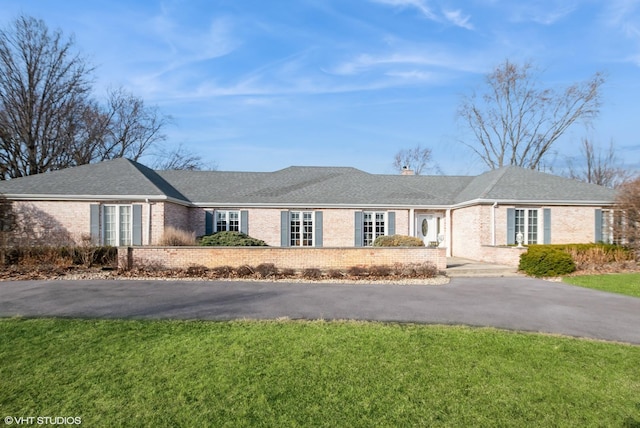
left=563, top=273, right=640, bottom=298
left=1, top=319, right=639, bottom=427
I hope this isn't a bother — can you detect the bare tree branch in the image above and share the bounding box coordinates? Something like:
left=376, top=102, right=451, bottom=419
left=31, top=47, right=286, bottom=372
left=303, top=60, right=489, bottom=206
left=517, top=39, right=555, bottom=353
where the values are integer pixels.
left=0, top=16, right=176, bottom=179
left=0, top=16, right=93, bottom=179
left=392, top=145, right=439, bottom=175
left=566, top=139, right=634, bottom=188
left=614, top=177, right=640, bottom=253
left=458, top=59, right=605, bottom=170
left=151, top=143, right=215, bottom=171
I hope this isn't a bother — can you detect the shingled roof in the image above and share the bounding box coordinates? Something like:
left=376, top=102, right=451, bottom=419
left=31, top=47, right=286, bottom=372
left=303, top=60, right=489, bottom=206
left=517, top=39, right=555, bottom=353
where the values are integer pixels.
left=0, top=158, right=616, bottom=207
left=0, top=158, right=189, bottom=203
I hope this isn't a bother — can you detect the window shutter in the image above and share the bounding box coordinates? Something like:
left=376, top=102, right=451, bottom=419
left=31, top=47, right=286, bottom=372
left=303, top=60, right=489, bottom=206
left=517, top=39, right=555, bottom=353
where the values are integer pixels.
left=90, top=204, right=100, bottom=244
left=507, top=208, right=515, bottom=245
left=280, top=211, right=290, bottom=247
left=595, top=209, right=603, bottom=243
left=543, top=208, right=551, bottom=244
left=132, top=204, right=143, bottom=245
left=354, top=211, right=363, bottom=247
left=315, top=211, right=323, bottom=247
left=240, top=210, right=249, bottom=235
left=205, top=211, right=213, bottom=235
left=387, top=212, right=396, bottom=236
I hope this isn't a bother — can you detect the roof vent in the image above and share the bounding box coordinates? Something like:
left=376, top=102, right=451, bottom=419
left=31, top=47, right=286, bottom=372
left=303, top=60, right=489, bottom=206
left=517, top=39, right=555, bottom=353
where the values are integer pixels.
left=401, top=166, right=415, bottom=176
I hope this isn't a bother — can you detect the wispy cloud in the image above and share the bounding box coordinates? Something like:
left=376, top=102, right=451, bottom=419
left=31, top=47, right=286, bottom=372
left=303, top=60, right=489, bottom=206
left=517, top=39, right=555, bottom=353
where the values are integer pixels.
left=502, top=1, right=578, bottom=25
left=329, top=51, right=483, bottom=76
left=603, top=0, right=640, bottom=65
left=370, top=0, right=474, bottom=29
left=443, top=9, right=474, bottom=30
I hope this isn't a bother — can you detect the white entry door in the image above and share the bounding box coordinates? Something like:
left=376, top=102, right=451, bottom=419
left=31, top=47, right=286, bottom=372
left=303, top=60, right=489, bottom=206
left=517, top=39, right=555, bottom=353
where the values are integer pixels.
left=416, top=215, right=437, bottom=246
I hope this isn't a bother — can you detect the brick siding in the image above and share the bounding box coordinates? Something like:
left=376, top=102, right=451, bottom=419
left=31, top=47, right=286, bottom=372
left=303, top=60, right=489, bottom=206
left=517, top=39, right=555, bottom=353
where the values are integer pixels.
left=119, top=246, right=447, bottom=271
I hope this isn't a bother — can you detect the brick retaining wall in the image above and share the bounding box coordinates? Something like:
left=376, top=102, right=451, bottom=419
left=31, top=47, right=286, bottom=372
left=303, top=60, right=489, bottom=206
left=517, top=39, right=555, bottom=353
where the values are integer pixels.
left=119, top=246, right=447, bottom=272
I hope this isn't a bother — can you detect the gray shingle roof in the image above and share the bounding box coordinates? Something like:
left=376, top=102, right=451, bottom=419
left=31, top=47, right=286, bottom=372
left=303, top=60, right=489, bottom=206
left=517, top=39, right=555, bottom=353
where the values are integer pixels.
left=0, top=159, right=615, bottom=206
left=0, top=158, right=189, bottom=202
left=454, top=166, right=616, bottom=203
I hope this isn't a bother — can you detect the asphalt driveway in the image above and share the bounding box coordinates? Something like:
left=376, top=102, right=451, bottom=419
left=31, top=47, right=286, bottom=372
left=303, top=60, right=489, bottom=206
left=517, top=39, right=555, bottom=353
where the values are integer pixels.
left=1, top=277, right=639, bottom=344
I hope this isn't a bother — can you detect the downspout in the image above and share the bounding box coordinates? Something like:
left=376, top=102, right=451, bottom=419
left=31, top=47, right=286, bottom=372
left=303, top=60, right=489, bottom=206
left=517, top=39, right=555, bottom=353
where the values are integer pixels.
left=445, top=208, right=452, bottom=257
left=146, top=199, right=152, bottom=245
left=409, top=208, right=415, bottom=236
left=491, top=202, right=498, bottom=246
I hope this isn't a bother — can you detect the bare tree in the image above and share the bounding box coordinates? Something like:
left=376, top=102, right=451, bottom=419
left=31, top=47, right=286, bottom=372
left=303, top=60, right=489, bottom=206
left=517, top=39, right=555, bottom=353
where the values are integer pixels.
left=152, top=143, right=213, bottom=170
left=0, top=16, right=93, bottom=179
left=0, top=16, right=174, bottom=179
left=458, top=60, right=605, bottom=170
left=0, top=193, right=14, bottom=264
left=614, top=177, right=640, bottom=253
left=566, top=138, right=633, bottom=188
left=392, top=145, right=439, bottom=175
left=97, top=87, right=169, bottom=162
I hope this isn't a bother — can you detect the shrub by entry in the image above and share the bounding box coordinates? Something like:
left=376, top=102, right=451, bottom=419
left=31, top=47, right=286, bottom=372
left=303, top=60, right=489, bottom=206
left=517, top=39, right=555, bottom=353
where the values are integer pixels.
left=373, top=235, right=425, bottom=247
left=519, top=246, right=576, bottom=277
left=199, top=231, right=267, bottom=247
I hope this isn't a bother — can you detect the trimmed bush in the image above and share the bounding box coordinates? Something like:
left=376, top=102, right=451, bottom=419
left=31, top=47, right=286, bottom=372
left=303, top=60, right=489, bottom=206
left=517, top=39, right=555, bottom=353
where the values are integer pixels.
left=255, top=263, right=278, bottom=278
left=369, top=265, right=392, bottom=277
left=373, top=235, right=425, bottom=247
left=347, top=266, right=368, bottom=277
left=519, top=247, right=576, bottom=277
left=302, top=268, right=322, bottom=279
left=199, top=231, right=267, bottom=247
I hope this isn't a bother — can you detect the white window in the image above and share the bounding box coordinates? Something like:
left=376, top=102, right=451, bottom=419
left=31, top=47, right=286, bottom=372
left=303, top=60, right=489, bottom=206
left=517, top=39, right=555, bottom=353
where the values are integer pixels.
left=515, top=209, right=538, bottom=245
left=363, top=212, right=386, bottom=246
left=216, top=210, right=240, bottom=232
left=290, top=211, right=314, bottom=247
left=104, top=205, right=132, bottom=246
left=602, top=209, right=624, bottom=245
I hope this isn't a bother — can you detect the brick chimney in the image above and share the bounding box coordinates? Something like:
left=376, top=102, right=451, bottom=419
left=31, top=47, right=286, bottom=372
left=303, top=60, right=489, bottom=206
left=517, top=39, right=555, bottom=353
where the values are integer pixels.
left=401, top=166, right=415, bottom=175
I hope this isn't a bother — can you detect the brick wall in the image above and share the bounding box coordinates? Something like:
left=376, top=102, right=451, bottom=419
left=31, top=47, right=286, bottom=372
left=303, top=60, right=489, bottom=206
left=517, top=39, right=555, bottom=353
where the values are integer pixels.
left=550, top=206, right=599, bottom=244
left=187, top=208, right=412, bottom=248
left=119, top=246, right=447, bottom=271
left=12, top=200, right=90, bottom=244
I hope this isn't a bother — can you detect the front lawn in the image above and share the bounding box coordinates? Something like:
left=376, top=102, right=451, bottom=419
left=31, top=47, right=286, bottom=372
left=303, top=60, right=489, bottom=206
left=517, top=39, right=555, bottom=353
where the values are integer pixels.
left=563, top=273, right=640, bottom=298
left=1, top=319, right=639, bottom=427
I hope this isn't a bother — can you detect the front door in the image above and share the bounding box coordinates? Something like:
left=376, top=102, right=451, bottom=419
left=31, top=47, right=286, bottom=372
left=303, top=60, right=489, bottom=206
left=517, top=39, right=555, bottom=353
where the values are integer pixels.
left=416, top=215, right=437, bottom=246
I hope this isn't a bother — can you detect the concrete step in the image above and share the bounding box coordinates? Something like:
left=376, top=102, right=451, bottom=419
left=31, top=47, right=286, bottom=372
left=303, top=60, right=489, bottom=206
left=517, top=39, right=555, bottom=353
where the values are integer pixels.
left=445, top=268, right=522, bottom=277
left=445, top=257, right=522, bottom=278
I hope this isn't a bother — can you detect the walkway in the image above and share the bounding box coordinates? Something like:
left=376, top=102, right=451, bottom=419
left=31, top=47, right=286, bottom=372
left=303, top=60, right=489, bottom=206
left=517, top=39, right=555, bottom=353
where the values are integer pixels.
left=1, top=277, right=639, bottom=344
left=445, top=257, right=521, bottom=277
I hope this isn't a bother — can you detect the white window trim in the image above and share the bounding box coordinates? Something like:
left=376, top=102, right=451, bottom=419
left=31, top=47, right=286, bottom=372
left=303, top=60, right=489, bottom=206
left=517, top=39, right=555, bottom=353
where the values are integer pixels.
left=103, top=204, right=133, bottom=247
left=215, top=210, right=240, bottom=232
left=363, top=211, right=387, bottom=246
left=290, top=211, right=315, bottom=247
left=515, top=208, right=540, bottom=245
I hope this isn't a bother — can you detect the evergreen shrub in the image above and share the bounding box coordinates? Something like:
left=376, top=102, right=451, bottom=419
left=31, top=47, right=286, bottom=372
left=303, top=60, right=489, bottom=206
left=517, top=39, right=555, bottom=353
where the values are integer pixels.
left=199, top=231, right=267, bottom=247
left=519, top=246, right=576, bottom=277
left=373, top=235, right=425, bottom=247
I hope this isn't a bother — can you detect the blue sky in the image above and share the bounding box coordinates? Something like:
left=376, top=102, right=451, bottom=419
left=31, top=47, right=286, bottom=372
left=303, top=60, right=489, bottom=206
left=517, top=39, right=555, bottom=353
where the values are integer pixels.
left=2, top=0, right=639, bottom=174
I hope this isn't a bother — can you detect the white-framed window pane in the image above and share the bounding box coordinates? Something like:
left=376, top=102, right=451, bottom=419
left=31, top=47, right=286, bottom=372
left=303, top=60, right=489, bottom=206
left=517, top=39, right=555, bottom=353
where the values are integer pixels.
left=363, top=212, right=385, bottom=246
left=216, top=211, right=240, bottom=232
left=290, top=211, right=313, bottom=247
left=229, top=211, right=239, bottom=232
left=216, top=211, right=227, bottom=231
left=119, top=206, right=132, bottom=246
left=515, top=209, right=525, bottom=244
left=302, top=212, right=313, bottom=246
left=528, top=209, right=538, bottom=244
left=290, top=212, right=301, bottom=246
left=375, top=213, right=385, bottom=239
left=363, top=212, right=373, bottom=246
left=104, top=206, right=117, bottom=246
